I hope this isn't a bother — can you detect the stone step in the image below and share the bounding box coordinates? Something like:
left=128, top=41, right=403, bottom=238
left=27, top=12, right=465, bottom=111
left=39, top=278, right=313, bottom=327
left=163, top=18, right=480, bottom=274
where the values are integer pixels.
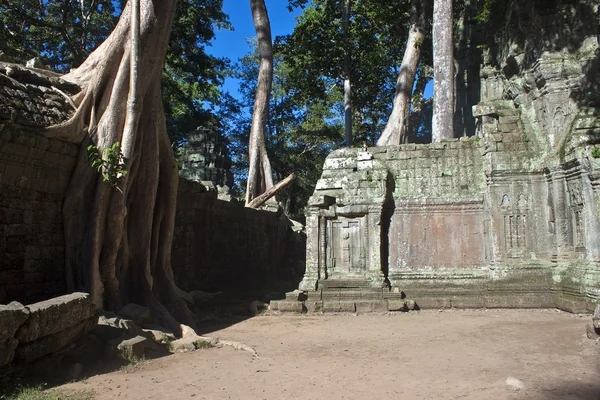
left=318, top=279, right=373, bottom=289
left=269, top=300, right=305, bottom=313
left=319, top=290, right=384, bottom=301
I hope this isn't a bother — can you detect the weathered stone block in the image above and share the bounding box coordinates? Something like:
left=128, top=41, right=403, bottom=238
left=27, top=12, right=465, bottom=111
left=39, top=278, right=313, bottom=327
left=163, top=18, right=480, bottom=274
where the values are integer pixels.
left=0, top=301, right=29, bottom=341
left=412, top=297, right=452, bottom=309
left=592, top=303, right=600, bottom=329
left=0, top=337, right=18, bottom=367
left=586, top=323, right=600, bottom=340
left=307, top=301, right=323, bottom=313
left=387, top=299, right=406, bottom=312
left=113, top=335, right=152, bottom=360
left=16, top=292, right=95, bottom=343
left=13, top=317, right=96, bottom=364
left=269, top=300, right=304, bottom=313
left=451, top=296, right=485, bottom=309
left=322, top=301, right=356, bottom=313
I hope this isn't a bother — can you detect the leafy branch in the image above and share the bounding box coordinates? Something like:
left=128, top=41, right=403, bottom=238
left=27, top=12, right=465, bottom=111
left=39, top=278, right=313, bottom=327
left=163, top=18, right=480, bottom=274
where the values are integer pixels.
left=87, top=142, right=128, bottom=189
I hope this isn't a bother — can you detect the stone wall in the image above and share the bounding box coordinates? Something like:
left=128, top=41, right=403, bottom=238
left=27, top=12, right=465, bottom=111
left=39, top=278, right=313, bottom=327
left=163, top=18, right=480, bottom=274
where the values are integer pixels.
left=173, top=179, right=306, bottom=295
left=299, top=136, right=600, bottom=312
left=0, top=126, right=79, bottom=304
left=0, top=293, right=97, bottom=368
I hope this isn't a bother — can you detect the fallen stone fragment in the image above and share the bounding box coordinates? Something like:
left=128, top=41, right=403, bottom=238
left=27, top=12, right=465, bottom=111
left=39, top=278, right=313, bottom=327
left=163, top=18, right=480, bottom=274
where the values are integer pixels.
left=586, top=323, right=600, bottom=340
left=113, top=335, right=152, bottom=360
left=142, top=325, right=176, bottom=344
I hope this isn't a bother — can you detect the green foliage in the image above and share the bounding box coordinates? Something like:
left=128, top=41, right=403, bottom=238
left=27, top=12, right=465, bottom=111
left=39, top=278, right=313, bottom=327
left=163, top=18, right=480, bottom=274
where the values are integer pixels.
left=591, top=146, right=600, bottom=159
left=279, top=0, right=422, bottom=144
left=0, top=0, right=231, bottom=144
left=193, top=339, right=215, bottom=349
left=87, top=142, right=128, bottom=189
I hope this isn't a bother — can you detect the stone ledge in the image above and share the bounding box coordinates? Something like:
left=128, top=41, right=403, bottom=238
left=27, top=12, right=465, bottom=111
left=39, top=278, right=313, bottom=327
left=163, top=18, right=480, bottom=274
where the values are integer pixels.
left=16, top=292, right=95, bottom=343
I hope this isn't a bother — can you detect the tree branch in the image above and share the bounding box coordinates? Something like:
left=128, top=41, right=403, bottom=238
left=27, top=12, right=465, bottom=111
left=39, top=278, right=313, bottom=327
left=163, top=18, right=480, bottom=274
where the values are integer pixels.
left=247, top=173, right=296, bottom=209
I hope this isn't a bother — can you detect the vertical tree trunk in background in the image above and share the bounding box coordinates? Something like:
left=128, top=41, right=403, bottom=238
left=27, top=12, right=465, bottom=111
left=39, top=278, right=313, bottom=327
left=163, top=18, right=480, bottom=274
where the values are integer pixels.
left=245, top=0, right=275, bottom=205
left=342, top=0, right=352, bottom=147
left=432, top=0, right=454, bottom=142
left=44, top=0, right=197, bottom=336
left=406, top=66, right=432, bottom=142
left=376, top=0, right=430, bottom=146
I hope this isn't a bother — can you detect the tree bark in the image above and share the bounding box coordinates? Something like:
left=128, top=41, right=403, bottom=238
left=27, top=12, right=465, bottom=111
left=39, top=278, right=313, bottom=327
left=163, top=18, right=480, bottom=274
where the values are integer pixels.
left=342, top=0, right=352, bottom=147
left=44, top=0, right=196, bottom=336
left=432, top=0, right=454, bottom=142
left=377, top=0, right=430, bottom=146
left=406, top=66, right=432, bottom=142
left=245, top=0, right=275, bottom=206
left=247, top=173, right=296, bottom=209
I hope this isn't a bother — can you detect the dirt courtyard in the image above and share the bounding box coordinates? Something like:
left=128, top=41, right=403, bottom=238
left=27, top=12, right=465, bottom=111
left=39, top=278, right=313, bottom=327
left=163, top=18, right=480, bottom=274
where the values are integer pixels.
left=61, top=310, right=599, bottom=400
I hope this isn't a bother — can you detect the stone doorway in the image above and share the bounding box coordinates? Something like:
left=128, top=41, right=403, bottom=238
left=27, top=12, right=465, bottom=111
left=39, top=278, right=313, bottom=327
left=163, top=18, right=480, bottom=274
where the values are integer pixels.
left=326, top=216, right=367, bottom=279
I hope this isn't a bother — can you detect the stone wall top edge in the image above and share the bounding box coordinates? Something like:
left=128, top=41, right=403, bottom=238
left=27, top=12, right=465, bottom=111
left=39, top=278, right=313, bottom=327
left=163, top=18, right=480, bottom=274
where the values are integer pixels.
left=0, top=125, right=79, bottom=156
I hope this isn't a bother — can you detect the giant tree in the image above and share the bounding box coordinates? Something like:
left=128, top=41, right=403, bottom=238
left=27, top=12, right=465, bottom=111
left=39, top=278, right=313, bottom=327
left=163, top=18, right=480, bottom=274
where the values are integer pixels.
left=432, top=0, right=454, bottom=142
left=245, top=0, right=276, bottom=206
left=376, top=0, right=431, bottom=146
left=0, top=0, right=231, bottom=146
left=42, top=0, right=194, bottom=334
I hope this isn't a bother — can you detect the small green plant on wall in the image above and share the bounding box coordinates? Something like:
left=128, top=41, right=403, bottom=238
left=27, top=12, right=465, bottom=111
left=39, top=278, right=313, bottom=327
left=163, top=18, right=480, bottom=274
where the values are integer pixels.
left=87, top=142, right=128, bottom=189
left=591, top=145, right=600, bottom=159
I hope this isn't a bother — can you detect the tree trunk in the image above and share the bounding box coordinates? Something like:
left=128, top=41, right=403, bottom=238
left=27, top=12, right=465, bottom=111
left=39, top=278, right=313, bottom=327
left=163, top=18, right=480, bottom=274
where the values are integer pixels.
left=406, top=66, right=432, bottom=142
left=432, top=0, right=454, bottom=142
left=44, top=0, right=196, bottom=336
left=376, top=0, right=430, bottom=146
left=342, top=0, right=352, bottom=147
left=247, top=173, right=296, bottom=209
left=245, top=0, right=275, bottom=206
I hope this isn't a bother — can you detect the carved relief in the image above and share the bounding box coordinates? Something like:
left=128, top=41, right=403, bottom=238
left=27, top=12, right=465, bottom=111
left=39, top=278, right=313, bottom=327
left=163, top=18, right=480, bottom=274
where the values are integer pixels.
left=326, top=217, right=367, bottom=277
left=567, top=180, right=585, bottom=249
left=499, top=191, right=528, bottom=256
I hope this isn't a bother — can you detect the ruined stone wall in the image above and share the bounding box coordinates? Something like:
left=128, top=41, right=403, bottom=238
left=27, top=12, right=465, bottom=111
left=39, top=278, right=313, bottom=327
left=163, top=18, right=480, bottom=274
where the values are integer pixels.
left=173, top=179, right=306, bottom=295
left=0, top=126, right=78, bottom=304
left=0, top=293, right=97, bottom=368
left=302, top=134, right=600, bottom=311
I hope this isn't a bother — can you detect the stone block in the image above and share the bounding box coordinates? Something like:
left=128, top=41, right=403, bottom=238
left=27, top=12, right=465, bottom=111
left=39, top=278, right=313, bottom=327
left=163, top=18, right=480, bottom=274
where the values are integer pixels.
left=0, top=301, right=29, bottom=341
left=269, top=300, right=304, bottom=313
left=586, top=323, right=600, bottom=340
left=285, top=290, right=308, bottom=302
left=0, top=337, right=18, bottom=367
left=450, top=296, right=485, bottom=309
left=412, top=297, right=452, bottom=309
left=307, top=301, right=323, bottom=313
left=16, top=292, right=95, bottom=343
left=387, top=300, right=407, bottom=312
left=355, top=300, right=388, bottom=313
left=322, top=301, right=356, bottom=313
left=118, top=303, right=151, bottom=326
left=14, top=317, right=96, bottom=364
left=113, top=335, right=152, bottom=360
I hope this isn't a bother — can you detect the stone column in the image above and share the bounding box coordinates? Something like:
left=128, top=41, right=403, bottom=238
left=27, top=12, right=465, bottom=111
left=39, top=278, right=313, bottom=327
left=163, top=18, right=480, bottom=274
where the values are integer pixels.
left=299, top=212, right=320, bottom=291
left=549, top=169, right=569, bottom=258
left=366, top=206, right=386, bottom=287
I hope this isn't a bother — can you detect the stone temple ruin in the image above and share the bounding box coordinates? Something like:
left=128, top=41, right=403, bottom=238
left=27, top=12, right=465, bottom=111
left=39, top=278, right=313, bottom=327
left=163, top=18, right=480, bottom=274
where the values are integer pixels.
left=272, top=0, right=600, bottom=319
left=1, top=0, right=600, bottom=376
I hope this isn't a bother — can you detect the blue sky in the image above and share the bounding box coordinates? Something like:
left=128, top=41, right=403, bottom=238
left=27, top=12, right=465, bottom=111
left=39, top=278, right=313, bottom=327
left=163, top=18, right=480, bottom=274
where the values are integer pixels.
left=208, top=0, right=302, bottom=96
left=207, top=1, right=432, bottom=101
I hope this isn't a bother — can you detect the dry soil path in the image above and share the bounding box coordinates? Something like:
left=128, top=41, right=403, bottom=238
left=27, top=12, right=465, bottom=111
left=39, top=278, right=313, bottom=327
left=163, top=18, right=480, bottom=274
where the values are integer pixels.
left=61, top=309, right=600, bottom=399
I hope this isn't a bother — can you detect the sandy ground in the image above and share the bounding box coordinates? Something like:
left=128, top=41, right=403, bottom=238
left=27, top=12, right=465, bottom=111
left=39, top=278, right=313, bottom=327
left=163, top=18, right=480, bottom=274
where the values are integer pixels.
left=60, top=309, right=600, bottom=400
